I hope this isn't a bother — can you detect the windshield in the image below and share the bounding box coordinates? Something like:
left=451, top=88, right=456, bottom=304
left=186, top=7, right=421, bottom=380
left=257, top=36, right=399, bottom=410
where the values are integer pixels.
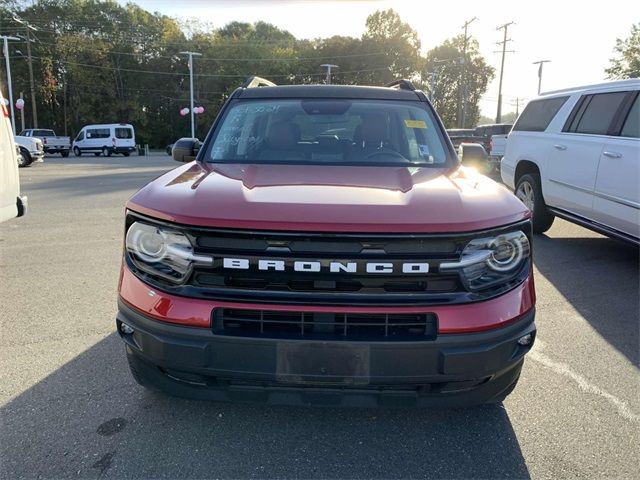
left=206, top=99, right=451, bottom=167
left=34, top=130, right=56, bottom=136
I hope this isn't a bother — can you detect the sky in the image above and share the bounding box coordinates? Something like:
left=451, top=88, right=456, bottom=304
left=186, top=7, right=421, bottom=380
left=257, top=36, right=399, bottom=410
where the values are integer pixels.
left=126, top=0, right=637, bottom=119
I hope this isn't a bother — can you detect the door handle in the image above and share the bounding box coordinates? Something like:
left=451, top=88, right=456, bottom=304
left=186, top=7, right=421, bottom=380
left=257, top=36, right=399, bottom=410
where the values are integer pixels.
left=553, top=144, right=567, bottom=150
left=603, top=151, right=622, bottom=159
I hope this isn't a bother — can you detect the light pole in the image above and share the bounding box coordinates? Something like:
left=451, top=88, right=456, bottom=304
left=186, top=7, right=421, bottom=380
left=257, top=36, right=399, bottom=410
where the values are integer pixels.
left=460, top=17, right=477, bottom=128
left=179, top=51, right=202, bottom=138
left=320, top=64, right=338, bottom=84
left=1, top=35, right=20, bottom=134
left=533, top=60, right=551, bottom=95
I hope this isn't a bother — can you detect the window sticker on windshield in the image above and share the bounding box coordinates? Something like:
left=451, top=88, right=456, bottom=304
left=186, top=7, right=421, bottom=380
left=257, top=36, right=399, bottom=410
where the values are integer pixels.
left=404, top=119, right=427, bottom=129
left=418, top=144, right=430, bottom=156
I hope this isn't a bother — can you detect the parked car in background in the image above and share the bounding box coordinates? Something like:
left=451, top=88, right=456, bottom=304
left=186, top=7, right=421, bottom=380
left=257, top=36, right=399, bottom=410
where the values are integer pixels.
left=14, top=135, right=44, bottom=167
left=489, top=134, right=508, bottom=160
left=446, top=128, right=480, bottom=148
left=19, top=128, right=70, bottom=157
left=72, top=123, right=136, bottom=157
left=165, top=143, right=174, bottom=155
left=502, top=79, right=639, bottom=244
left=1, top=92, right=27, bottom=222
left=474, top=123, right=513, bottom=152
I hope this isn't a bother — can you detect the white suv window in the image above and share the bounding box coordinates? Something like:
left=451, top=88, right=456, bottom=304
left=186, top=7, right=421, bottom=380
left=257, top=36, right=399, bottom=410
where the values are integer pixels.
left=620, top=95, right=639, bottom=138
left=512, top=96, right=569, bottom=132
left=568, top=92, right=628, bottom=135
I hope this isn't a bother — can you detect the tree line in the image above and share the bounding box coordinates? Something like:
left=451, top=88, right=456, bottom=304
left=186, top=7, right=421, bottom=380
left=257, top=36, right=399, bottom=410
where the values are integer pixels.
left=2, top=1, right=492, bottom=147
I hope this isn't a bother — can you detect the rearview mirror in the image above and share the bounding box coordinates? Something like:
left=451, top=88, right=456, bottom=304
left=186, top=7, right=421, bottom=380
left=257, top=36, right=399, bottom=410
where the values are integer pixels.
left=172, top=137, right=201, bottom=163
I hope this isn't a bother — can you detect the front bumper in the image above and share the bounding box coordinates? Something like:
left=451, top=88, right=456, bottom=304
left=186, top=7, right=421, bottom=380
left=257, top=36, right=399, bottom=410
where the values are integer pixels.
left=117, top=299, right=535, bottom=407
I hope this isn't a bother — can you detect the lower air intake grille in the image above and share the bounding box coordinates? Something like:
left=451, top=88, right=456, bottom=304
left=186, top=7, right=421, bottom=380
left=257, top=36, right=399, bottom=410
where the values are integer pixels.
left=213, top=308, right=438, bottom=341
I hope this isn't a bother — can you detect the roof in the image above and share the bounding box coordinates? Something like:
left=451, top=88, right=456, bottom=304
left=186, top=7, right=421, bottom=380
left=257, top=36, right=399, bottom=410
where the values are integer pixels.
left=541, top=78, right=640, bottom=97
left=237, top=84, right=422, bottom=101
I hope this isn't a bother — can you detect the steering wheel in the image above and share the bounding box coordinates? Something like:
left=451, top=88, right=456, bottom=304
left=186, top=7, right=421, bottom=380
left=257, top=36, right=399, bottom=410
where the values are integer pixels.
left=363, top=148, right=407, bottom=161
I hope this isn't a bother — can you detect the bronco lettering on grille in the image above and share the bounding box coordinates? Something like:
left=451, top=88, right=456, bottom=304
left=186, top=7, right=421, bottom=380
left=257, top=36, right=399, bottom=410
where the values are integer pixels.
left=221, top=258, right=429, bottom=274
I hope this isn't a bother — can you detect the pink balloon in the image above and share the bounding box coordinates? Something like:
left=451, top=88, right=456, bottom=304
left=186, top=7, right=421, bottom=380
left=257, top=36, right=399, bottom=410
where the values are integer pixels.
left=198, top=106, right=205, bottom=114
left=16, top=99, right=25, bottom=110
left=179, top=107, right=189, bottom=116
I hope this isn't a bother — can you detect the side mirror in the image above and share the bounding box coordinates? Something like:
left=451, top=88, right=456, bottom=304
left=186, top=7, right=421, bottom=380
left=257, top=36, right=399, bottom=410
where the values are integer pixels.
left=172, top=137, right=201, bottom=163
left=459, top=143, right=492, bottom=174
left=459, top=142, right=488, bottom=162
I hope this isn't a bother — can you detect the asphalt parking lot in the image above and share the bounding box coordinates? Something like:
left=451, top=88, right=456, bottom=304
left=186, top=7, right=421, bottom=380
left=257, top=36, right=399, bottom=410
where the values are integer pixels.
left=1, top=153, right=638, bottom=479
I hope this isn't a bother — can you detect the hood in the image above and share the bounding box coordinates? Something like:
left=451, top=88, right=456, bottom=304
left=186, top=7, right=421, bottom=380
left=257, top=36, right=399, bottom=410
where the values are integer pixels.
left=127, top=162, right=529, bottom=233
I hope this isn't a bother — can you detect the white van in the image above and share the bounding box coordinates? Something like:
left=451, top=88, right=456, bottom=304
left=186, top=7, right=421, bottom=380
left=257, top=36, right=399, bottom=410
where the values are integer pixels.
left=72, top=123, right=136, bottom=157
left=1, top=92, right=27, bottom=222
left=501, top=79, right=639, bottom=244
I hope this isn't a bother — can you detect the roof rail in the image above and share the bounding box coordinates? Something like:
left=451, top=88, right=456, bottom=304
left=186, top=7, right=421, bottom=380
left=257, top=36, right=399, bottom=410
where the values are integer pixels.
left=242, top=76, right=277, bottom=88
left=385, top=79, right=416, bottom=91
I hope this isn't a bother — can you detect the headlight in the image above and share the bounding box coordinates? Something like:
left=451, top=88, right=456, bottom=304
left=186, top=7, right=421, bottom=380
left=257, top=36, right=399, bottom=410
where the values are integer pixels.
left=125, top=221, right=212, bottom=283
left=440, top=230, right=530, bottom=291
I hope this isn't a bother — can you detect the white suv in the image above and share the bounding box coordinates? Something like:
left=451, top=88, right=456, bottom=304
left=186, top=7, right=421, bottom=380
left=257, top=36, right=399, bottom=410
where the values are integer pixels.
left=501, top=79, right=639, bottom=244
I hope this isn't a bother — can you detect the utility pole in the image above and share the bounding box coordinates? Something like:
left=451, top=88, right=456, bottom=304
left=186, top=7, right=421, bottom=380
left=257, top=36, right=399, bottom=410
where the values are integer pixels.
left=19, top=92, right=25, bottom=131
left=320, top=64, right=338, bottom=84
left=179, top=51, right=202, bottom=138
left=459, top=17, right=477, bottom=128
left=533, top=59, right=551, bottom=95
left=495, top=22, right=514, bottom=123
left=510, top=97, right=524, bottom=117
left=1, top=35, right=20, bottom=134
left=13, top=16, right=38, bottom=128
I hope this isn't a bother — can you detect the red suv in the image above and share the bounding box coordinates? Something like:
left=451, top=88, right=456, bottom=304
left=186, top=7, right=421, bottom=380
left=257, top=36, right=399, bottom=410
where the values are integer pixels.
left=117, top=78, right=535, bottom=407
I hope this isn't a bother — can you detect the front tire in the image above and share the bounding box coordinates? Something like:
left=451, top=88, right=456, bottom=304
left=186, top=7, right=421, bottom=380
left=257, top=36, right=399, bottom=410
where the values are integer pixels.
left=73, top=146, right=81, bottom=157
left=17, top=149, right=32, bottom=168
left=515, top=173, right=555, bottom=233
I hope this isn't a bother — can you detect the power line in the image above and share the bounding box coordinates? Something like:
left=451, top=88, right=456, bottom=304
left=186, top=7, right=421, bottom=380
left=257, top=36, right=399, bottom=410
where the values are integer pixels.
left=24, top=55, right=408, bottom=78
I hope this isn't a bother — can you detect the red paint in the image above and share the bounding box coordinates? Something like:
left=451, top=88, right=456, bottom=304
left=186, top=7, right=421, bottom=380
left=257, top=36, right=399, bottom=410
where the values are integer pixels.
left=126, top=162, right=530, bottom=233
left=119, top=267, right=535, bottom=333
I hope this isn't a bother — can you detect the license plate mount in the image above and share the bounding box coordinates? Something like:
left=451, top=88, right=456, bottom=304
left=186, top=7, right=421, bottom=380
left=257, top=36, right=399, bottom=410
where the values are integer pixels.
left=276, top=342, right=370, bottom=385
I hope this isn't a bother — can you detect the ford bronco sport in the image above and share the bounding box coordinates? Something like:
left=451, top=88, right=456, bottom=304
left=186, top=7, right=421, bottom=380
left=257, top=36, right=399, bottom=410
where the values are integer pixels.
left=117, top=77, right=536, bottom=407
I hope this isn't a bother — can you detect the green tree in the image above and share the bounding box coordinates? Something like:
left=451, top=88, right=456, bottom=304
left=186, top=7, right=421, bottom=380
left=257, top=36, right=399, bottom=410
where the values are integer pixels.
left=360, top=9, right=422, bottom=85
left=606, top=23, right=640, bottom=79
left=424, top=35, right=495, bottom=128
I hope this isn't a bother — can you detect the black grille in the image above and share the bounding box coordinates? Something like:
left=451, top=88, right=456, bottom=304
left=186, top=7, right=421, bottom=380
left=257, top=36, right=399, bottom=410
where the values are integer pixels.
left=183, top=228, right=466, bottom=305
left=213, top=308, right=438, bottom=341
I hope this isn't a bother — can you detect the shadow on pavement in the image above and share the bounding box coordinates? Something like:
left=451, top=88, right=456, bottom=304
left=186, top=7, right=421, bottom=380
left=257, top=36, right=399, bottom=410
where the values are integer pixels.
left=1, top=334, right=530, bottom=479
left=533, top=234, right=639, bottom=365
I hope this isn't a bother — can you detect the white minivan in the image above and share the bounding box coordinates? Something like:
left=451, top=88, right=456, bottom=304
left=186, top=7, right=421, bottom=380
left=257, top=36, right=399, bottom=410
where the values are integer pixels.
left=501, top=79, right=639, bottom=245
left=72, top=123, right=136, bottom=157
left=1, top=92, right=27, bottom=222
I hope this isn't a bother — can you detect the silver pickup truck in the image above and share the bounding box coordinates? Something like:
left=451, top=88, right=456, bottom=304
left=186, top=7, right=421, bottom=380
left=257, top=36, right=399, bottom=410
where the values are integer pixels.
left=19, top=129, right=71, bottom=157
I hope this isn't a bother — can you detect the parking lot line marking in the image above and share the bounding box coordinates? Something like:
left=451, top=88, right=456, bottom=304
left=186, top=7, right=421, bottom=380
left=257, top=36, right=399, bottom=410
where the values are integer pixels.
left=530, top=340, right=640, bottom=423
